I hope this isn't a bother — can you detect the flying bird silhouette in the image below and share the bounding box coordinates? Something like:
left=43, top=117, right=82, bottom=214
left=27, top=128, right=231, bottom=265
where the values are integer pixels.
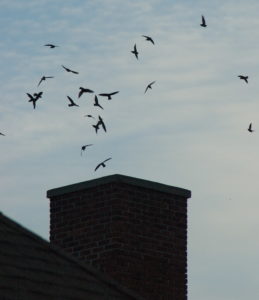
left=92, top=123, right=100, bottom=134
left=78, top=87, right=94, bottom=98
left=27, top=92, right=43, bottom=109
left=62, top=65, right=79, bottom=74
left=44, top=44, right=59, bottom=48
left=97, top=115, right=106, bottom=132
left=144, top=81, right=156, bottom=93
left=94, top=158, right=112, bottom=171
left=248, top=123, right=254, bottom=132
left=99, top=91, right=119, bottom=100
left=94, top=95, right=103, bottom=109
left=131, top=44, right=139, bottom=59
left=0, top=132, right=5, bottom=136
left=81, top=144, right=93, bottom=156
left=38, top=76, right=54, bottom=87
left=67, top=96, right=79, bottom=107
left=142, top=35, right=155, bottom=45
left=84, top=114, right=95, bottom=119
left=200, top=15, right=207, bottom=27
left=238, top=75, right=248, bottom=83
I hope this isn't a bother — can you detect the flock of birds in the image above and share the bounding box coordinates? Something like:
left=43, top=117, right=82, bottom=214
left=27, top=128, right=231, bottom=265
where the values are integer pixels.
left=17, top=35, right=156, bottom=172
left=0, top=15, right=255, bottom=170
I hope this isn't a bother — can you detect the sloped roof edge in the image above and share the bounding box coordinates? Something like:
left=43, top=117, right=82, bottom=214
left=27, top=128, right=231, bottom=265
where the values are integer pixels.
left=0, top=211, right=145, bottom=300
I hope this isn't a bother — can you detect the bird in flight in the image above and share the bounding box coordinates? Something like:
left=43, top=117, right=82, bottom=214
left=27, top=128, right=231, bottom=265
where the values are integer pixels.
left=142, top=35, right=154, bottom=45
left=62, top=65, right=79, bottom=74
left=38, top=76, right=54, bottom=87
left=84, top=114, right=95, bottom=119
left=92, top=123, right=100, bottom=134
left=44, top=44, right=59, bottom=48
left=94, top=95, right=103, bottom=109
left=67, top=96, right=79, bottom=107
left=238, top=75, right=248, bottom=83
left=97, top=115, right=106, bottom=132
left=27, top=92, right=43, bottom=109
left=0, top=132, right=5, bottom=136
left=144, top=81, right=156, bottom=93
left=94, top=158, right=112, bottom=171
left=78, top=87, right=94, bottom=98
left=200, top=15, right=207, bottom=27
left=131, top=44, right=139, bottom=59
left=248, top=123, right=254, bottom=132
left=99, top=91, right=119, bottom=100
left=81, top=144, right=93, bottom=156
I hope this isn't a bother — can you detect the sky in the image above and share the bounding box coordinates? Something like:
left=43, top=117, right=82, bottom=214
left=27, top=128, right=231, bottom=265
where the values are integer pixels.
left=1, top=0, right=259, bottom=299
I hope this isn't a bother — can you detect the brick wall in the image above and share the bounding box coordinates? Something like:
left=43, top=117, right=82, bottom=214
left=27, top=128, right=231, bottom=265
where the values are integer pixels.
left=47, top=174, right=191, bottom=300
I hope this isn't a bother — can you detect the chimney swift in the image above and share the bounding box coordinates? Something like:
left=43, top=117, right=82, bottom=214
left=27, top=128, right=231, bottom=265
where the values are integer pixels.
left=67, top=96, right=79, bottom=107
left=27, top=92, right=43, bottom=109
left=99, top=91, right=119, bottom=100
left=94, top=158, right=112, bottom=171
left=81, top=144, right=93, bottom=156
left=97, top=115, right=106, bottom=132
left=238, top=75, right=248, bottom=83
left=144, top=81, right=156, bottom=93
left=142, top=35, right=155, bottom=45
left=38, top=76, right=54, bottom=87
left=84, top=114, right=95, bottom=119
left=131, top=44, right=139, bottom=59
left=44, top=44, right=59, bottom=48
left=200, top=15, right=207, bottom=27
left=78, top=87, right=94, bottom=98
left=92, top=123, right=100, bottom=134
left=94, top=95, right=103, bottom=109
left=62, top=65, right=79, bottom=74
left=248, top=123, right=254, bottom=132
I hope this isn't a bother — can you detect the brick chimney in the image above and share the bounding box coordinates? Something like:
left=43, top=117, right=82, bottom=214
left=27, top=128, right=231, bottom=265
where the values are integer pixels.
left=47, top=174, right=191, bottom=300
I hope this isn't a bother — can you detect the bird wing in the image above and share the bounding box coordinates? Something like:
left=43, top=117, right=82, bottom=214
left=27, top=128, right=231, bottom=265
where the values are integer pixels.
left=71, top=70, right=79, bottom=74
left=38, top=77, right=44, bottom=86
left=101, top=122, right=106, bottom=131
left=110, top=91, right=119, bottom=96
left=103, top=158, right=112, bottom=164
left=99, top=119, right=106, bottom=132
left=202, top=15, right=206, bottom=25
left=249, top=123, right=252, bottom=130
left=27, top=93, right=34, bottom=101
left=62, top=65, right=69, bottom=72
left=94, top=163, right=101, bottom=171
left=78, top=89, right=83, bottom=98
left=67, top=96, right=74, bottom=104
left=149, top=37, right=155, bottom=44
left=150, top=81, right=156, bottom=86
left=97, top=103, right=104, bottom=109
left=99, top=93, right=108, bottom=97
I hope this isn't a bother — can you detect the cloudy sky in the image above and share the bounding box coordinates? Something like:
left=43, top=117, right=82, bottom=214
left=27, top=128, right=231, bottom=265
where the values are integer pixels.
left=1, top=0, right=259, bottom=299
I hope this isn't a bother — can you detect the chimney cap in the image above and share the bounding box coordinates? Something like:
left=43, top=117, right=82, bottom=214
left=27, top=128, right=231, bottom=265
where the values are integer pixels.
left=47, top=174, right=191, bottom=199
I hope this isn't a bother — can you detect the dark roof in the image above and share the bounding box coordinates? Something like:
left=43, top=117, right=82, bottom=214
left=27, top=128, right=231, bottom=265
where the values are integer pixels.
left=0, top=212, right=144, bottom=300
left=47, top=173, right=191, bottom=198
